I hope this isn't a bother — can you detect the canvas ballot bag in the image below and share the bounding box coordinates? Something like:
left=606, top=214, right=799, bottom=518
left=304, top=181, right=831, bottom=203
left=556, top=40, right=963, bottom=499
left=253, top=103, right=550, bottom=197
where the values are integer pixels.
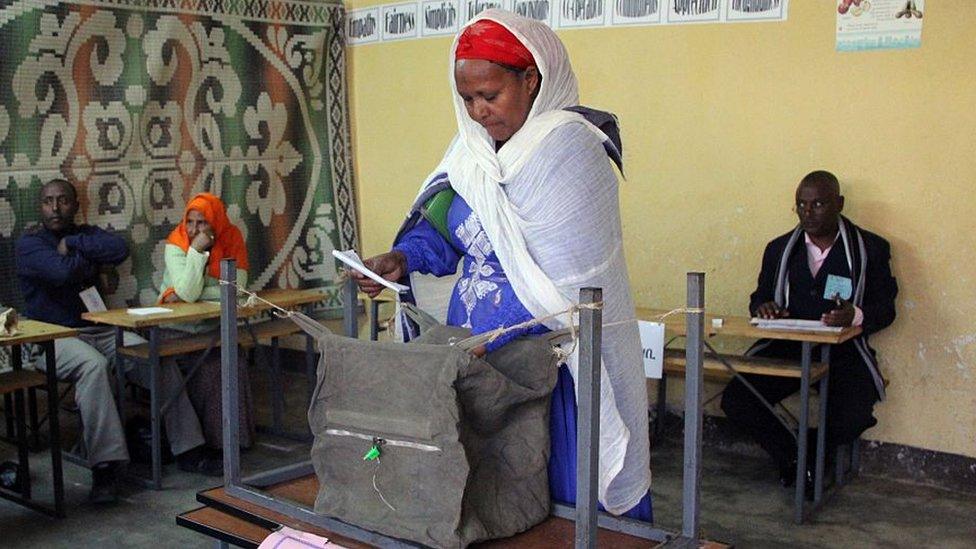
left=291, top=313, right=558, bottom=549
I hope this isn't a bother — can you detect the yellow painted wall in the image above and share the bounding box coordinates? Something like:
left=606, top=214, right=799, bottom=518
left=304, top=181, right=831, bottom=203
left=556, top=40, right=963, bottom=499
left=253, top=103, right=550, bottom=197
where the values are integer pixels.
left=344, top=2, right=976, bottom=458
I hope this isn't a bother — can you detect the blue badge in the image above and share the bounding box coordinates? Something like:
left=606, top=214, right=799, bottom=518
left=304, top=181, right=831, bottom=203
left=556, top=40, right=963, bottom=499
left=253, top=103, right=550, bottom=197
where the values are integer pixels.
left=823, top=274, right=853, bottom=301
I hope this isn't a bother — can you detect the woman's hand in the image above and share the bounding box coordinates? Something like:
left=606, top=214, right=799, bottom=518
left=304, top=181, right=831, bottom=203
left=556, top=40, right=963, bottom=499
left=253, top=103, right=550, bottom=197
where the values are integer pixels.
left=162, top=292, right=184, bottom=304
left=470, top=344, right=487, bottom=358
left=191, top=228, right=215, bottom=253
left=351, top=251, right=407, bottom=298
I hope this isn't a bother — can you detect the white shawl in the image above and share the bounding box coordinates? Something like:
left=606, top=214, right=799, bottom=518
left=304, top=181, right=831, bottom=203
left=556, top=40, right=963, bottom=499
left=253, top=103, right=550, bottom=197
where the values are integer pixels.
left=405, top=9, right=650, bottom=514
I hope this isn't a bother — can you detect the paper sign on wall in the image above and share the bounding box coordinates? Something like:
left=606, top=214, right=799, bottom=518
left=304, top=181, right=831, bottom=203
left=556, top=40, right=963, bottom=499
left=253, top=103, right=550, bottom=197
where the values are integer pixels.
left=836, top=0, right=924, bottom=52
left=638, top=320, right=665, bottom=379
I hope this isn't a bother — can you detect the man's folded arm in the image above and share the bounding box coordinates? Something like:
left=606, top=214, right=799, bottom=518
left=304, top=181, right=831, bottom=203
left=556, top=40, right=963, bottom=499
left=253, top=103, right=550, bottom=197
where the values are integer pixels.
left=63, top=227, right=129, bottom=265
left=16, top=235, right=93, bottom=287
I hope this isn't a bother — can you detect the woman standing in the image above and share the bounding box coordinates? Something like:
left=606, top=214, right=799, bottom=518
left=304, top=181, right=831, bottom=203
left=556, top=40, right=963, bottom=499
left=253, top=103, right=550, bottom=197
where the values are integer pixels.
left=352, top=10, right=651, bottom=519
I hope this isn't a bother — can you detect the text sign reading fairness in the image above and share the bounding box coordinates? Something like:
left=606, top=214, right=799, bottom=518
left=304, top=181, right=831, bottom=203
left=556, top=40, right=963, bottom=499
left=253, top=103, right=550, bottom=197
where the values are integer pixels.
left=348, top=0, right=789, bottom=45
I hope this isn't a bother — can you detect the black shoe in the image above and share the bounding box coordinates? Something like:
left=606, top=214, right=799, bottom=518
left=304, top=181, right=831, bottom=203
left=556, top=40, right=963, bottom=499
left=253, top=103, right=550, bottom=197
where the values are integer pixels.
left=778, top=460, right=815, bottom=501
left=89, top=462, right=121, bottom=504
left=0, top=461, right=22, bottom=492
left=176, top=446, right=224, bottom=477
left=125, top=416, right=174, bottom=465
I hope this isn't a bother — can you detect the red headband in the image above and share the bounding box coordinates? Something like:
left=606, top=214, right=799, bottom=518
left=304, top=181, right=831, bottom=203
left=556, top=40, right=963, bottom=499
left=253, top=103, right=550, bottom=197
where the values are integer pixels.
left=455, top=19, right=535, bottom=70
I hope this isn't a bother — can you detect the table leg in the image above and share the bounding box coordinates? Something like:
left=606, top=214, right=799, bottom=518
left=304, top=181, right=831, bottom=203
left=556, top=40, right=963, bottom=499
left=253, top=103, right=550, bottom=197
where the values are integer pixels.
left=794, top=341, right=812, bottom=524
left=11, top=346, right=31, bottom=499
left=269, top=337, right=284, bottom=433
left=27, top=387, right=39, bottom=448
left=3, top=393, right=13, bottom=438
left=114, top=327, right=126, bottom=427
left=655, top=374, right=668, bottom=440
left=42, top=341, right=65, bottom=517
left=370, top=299, right=379, bottom=341
left=836, top=445, right=846, bottom=486
left=148, top=327, right=162, bottom=490
left=814, top=346, right=830, bottom=504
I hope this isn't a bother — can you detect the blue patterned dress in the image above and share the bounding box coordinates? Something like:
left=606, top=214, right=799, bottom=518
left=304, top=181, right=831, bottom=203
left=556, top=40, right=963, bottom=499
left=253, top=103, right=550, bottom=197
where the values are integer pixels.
left=394, top=194, right=652, bottom=521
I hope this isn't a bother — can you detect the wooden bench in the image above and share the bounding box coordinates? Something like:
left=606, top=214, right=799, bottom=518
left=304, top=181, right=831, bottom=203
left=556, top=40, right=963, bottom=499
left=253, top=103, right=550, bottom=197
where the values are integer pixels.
left=654, top=348, right=827, bottom=441
left=118, top=318, right=301, bottom=360
left=662, top=348, right=828, bottom=383
left=0, top=369, right=47, bottom=394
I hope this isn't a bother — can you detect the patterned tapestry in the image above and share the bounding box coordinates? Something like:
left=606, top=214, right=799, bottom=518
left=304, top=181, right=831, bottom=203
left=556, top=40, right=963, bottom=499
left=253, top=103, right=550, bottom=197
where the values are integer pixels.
left=0, top=0, right=357, bottom=310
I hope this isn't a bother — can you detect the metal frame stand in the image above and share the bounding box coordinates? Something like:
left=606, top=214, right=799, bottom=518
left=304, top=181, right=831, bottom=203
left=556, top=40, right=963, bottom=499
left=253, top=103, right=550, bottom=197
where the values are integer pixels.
left=218, top=260, right=712, bottom=548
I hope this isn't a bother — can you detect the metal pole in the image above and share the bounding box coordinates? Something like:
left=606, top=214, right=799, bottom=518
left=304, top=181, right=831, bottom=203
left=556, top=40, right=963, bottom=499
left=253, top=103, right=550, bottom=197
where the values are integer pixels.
left=343, top=277, right=358, bottom=338
left=220, top=259, right=241, bottom=486
left=575, top=287, right=602, bottom=549
left=682, top=272, right=705, bottom=540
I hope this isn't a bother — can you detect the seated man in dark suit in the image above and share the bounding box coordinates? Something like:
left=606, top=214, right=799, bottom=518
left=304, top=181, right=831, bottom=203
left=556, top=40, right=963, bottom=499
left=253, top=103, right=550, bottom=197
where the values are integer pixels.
left=721, top=170, right=898, bottom=492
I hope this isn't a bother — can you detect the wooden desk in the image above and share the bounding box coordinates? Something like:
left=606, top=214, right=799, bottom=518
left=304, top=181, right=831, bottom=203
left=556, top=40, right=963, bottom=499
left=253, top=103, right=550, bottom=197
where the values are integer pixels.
left=80, top=289, right=328, bottom=489
left=0, top=320, right=77, bottom=518
left=636, top=307, right=861, bottom=344
left=178, top=476, right=730, bottom=549
left=637, top=307, right=857, bottom=524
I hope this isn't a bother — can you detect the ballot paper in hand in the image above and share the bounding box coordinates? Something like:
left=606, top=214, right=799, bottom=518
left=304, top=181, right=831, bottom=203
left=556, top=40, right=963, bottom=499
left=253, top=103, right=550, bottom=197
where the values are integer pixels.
left=332, top=249, right=409, bottom=294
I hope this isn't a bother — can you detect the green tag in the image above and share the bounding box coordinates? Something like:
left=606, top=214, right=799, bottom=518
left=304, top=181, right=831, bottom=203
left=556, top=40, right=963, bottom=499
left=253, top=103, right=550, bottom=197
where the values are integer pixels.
left=363, top=444, right=381, bottom=461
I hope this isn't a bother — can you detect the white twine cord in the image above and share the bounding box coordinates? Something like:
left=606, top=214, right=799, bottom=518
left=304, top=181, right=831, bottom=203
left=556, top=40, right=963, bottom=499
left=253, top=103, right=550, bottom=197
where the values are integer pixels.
left=371, top=459, right=397, bottom=512
left=218, top=280, right=295, bottom=318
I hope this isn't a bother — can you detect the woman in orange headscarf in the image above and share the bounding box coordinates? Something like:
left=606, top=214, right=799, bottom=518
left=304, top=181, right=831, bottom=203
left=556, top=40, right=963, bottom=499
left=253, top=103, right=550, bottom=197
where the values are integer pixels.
left=159, top=192, right=249, bottom=304
left=159, top=192, right=253, bottom=449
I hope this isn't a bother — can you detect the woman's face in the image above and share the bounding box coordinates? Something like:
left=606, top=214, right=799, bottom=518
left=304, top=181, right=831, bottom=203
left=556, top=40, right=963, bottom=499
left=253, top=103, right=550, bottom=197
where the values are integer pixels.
left=185, top=209, right=211, bottom=239
left=455, top=59, right=539, bottom=143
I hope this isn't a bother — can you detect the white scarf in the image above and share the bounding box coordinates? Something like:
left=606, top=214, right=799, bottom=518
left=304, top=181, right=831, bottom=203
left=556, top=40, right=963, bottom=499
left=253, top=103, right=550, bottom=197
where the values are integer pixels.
left=405, top=9, right=650, bottom=514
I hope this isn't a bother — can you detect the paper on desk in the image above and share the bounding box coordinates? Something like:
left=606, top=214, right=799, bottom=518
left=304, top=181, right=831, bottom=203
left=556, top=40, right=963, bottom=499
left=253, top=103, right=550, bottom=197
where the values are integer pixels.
left=126, top=307, right=173, bottom=316
left=750, top=318, right=843, bottom=333
left=332, top=249, right=409, bottom=294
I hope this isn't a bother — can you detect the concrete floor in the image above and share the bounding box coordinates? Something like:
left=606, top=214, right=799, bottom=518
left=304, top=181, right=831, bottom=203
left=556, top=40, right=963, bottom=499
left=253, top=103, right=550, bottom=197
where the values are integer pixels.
left=2, top=366, right=975, bottom=548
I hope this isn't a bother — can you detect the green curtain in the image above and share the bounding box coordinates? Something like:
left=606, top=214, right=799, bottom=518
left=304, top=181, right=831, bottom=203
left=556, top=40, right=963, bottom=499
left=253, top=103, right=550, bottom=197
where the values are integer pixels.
left=0, top=0, right=357, bottom=311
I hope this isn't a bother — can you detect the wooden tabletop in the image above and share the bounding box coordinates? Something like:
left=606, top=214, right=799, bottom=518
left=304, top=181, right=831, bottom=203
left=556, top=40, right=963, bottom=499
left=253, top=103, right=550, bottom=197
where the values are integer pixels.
left=82, top=288, right=329, bottom=329
left=192, top=476, right=706, bottom=548
left=636, top=307, right=862, bottom=345
left=0, top=319, right=78, bottom=346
